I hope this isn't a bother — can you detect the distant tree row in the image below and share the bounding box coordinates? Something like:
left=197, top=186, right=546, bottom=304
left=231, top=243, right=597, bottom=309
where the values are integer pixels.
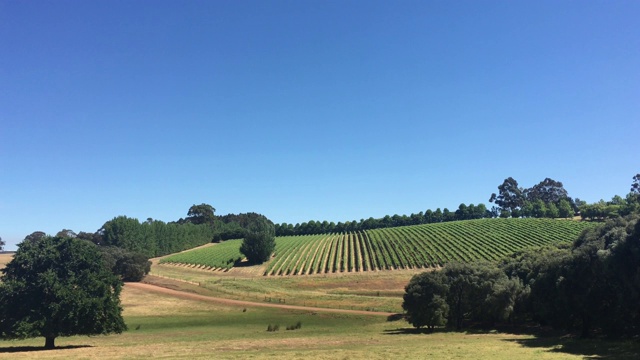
left=274, top=176, right=602, bottom=237
left=275, top=203, right=493, bottom=236
left=404, top=213, right=640, bottom=337
left=100, top=216, right=216, bottom=258
left=579, top=195, right=639, bottom=220
left=175, top=203, right=273, bottom=242
left=19, top=204, right=276, bottom=275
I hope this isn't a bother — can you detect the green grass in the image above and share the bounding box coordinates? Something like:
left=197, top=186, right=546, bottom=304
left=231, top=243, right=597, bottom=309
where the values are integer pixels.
left=161, top=218, right=596, bottom=275
left=2, top=282, right=638, bottom=359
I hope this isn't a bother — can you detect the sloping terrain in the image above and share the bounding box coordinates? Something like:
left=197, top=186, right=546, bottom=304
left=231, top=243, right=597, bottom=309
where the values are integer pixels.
left=161, top=218, right=596, bottom=275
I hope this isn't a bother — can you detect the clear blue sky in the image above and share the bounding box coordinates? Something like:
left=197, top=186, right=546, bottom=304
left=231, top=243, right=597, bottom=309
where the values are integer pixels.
left=1, top=1, right=639, bottom=251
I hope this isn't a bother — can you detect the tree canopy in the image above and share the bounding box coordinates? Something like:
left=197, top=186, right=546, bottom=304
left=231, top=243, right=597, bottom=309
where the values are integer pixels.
left=186, top=203, right=216, bottom=225
left=489, top=177, right=525, bottom=213
left=632, top=173, right=640, bottom=200
left=0, top=236, right=126, bottom=349
left=489, top=177, right=576, bottom=218
left=239, top=218, right=276, bottom=264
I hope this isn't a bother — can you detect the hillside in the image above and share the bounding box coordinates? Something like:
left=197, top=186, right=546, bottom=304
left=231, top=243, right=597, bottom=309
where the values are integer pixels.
left=161, top=218, right=596, bottom=276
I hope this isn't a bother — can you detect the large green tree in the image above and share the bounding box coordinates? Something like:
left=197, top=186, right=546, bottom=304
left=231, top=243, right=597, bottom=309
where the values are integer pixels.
left=0, top=236, right=126, bottom=349
left=489, top=177, right=525, bottom=215
left=525, top=178, right=569, bottom=204
left=403, top=271, right=449, bottom=330
left=186, top=203, right=216, bottom=225
left=239, top=218, right=276, bottom=264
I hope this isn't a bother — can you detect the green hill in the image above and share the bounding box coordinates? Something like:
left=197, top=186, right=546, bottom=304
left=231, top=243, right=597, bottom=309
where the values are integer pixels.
left=160, top=218, right=596, bottom=276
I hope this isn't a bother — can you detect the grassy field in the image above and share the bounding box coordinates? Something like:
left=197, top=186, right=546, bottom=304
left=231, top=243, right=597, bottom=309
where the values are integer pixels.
left=160, top=218, right=596, bottom=275
left=3, top=248, right=640, bottom=359
left=3, top=279, right=638, bottom=359
left=149, top=263, right=417, bottom=313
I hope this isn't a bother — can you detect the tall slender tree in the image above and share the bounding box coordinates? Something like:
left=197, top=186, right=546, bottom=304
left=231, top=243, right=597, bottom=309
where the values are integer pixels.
left=489, top=177, right=525, bottom=214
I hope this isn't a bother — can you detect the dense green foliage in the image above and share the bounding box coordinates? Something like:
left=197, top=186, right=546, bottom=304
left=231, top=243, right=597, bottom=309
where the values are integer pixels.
left=240, top=218, right=276, bottom=264
left=99, top=246, right=151, bottom=282
left=404, top=214, right=640, bottom=337
left=404, top=262, right=520, bottom=330
left=162, top=218, right=594, bottom=275
left=490, top=177, right=580, bottom=218
left=0, top=236, right=126, bottom=348
left=578, top=194, right=639, bottom=220
left=402, top=271, right=449, bottom=329
left=99, top=216, right=216, bottom=258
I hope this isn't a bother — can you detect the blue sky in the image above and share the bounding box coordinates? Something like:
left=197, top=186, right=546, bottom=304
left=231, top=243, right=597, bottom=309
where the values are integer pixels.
left=1, top=1, right=638, bottom=250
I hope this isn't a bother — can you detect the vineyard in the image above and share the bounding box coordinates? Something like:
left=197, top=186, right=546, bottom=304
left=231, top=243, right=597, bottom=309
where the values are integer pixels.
left=160, top=218, right=596, bottom=275
left=160, top=239, right=244, bottom=270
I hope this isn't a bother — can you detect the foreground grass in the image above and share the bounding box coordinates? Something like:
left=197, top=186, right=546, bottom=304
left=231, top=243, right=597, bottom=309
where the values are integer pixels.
left=2, top=283, right=639, bottom=359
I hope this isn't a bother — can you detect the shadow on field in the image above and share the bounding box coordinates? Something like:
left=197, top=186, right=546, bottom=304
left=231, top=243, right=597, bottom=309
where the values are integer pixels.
left=383, top=324, right=640, bottom=359
left=383, top=328, right=439, bottom=335
left=505, top=336, right=640, bottom=360
left=0, top=345, right=92, bottom=353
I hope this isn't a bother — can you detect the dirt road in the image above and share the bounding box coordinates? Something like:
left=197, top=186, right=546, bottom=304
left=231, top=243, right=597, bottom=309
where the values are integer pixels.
left=125, top=282, right=397, bottom=317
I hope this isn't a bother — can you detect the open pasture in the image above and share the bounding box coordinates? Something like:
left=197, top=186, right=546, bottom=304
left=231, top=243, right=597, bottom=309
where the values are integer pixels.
left=161, top=218, right=595, bottom=275
left=3, top=278, right=636, bottom=359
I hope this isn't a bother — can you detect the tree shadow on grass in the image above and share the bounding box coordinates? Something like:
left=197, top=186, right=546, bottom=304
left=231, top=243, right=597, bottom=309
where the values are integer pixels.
left=504, top=336, right=640, bottom=360
left=0, top=345, right=92, bottom=353
left=383, top=323, right=640, bottom=359
left=383, top=327, right=448, bottom=335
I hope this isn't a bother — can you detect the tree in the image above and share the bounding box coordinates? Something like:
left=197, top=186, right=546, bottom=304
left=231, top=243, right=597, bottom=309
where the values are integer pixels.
left=99, top=246, right=151, bottom=282
left=0, top=236, right=126, bottom=349
left=186, top=203, right=216, bottom=225
left=632, top=174, right=640, bottom=201
left=525, top=178, right=569, bottom=204
left=239, top=218, right=276, bottom=264
left=530, top=199, right=548, bottom=218
left=23, top=231, right=46, bottom=243
left=403, top=271, right=449, bottom=330
left=55, top=229, right=76, bottom=238
left=546, top=202, right=559, bottom=218
left=489, top=177, right=525, bottom=214
left=557, top=199, right=574, bottom=218
left=445, top=262, right=514, bottom=330
left=0, top=236, right=4, bottom=251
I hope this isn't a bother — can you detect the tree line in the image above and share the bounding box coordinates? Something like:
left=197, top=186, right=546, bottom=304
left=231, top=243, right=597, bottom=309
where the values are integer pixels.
left=274, top=203, right=494, bottom=237
left=403, top=174, right=640, bottom=337
left=275, top=176, right=604, bottom=237
left=404, top=213, right=640, bottom=337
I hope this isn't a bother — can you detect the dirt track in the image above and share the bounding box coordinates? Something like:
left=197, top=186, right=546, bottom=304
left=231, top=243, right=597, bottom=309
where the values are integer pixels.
left=125, top=282, right=396, bottom=317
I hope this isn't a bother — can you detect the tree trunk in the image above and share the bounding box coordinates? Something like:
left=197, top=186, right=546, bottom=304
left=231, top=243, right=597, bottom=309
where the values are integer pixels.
left=45, top=336, right=55, bottom=349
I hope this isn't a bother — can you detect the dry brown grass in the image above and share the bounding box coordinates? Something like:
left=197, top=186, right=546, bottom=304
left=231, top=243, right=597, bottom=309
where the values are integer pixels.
left=0, top=253, right=13, bottom=269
